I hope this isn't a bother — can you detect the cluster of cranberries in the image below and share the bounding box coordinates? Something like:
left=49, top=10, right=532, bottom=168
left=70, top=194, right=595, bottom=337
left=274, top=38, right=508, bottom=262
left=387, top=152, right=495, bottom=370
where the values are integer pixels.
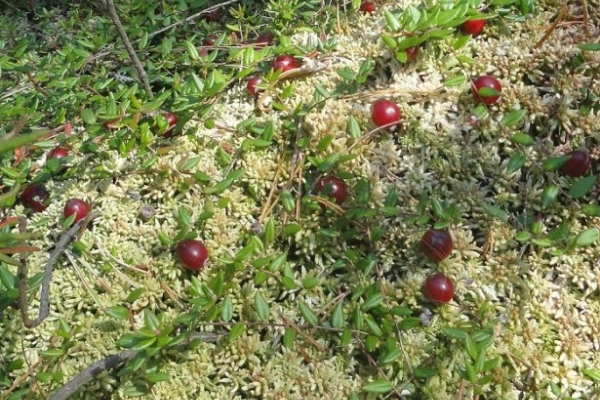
left=420, top=229, right=455, bottom=305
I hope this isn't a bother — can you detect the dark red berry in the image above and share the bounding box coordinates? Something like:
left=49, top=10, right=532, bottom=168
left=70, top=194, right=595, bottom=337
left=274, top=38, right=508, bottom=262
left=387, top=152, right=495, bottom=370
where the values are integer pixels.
left=47, top=146, right=70, bottom=173
left=563, top=150, right=591, bottom=177
left=204, top=34, right=218, bottom=47
left=47, top=147, right=69, bottom=160
left=161, top=112, right=179, bottom=138
left=272, top=55, right=299, bottom=73
left=371, top=99, right=402, bottom=129
left=462, top=19, right=486, bottom=36
left=314, top=176, right=348, bottom=205
left=420, top=229, right=453, bottom=262
left=405, top=46, right=419, bottom=62
left=471, top=76, right=502, bottom=105
left=360, top=1, right=376, bottom=12
left=19, top=184, right=50, bottom=212
left=63, top=198, right=90, bottom=223
left=247, top=76, right=263, bottom=97
left=176, top=239, right=209, bottom=271
left=423, top=273, right=455, bottom=304
left=253, top=32, right=274, bottom=49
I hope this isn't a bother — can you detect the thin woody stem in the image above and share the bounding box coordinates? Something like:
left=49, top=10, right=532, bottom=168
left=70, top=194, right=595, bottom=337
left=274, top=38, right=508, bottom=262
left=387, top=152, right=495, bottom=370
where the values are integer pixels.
left=18, top=211, right=100, bottom=328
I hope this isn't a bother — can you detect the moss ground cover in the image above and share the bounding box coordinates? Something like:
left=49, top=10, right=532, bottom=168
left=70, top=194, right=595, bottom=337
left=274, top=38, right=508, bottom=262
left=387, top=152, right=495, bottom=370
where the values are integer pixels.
left=1, top=0, right=600, bottom=398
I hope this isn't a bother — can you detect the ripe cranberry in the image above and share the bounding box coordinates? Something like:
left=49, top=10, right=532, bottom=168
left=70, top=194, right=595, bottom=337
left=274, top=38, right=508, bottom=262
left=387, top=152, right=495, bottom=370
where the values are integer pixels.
left=360, top=1, right=376, bottom=12
left=371, top=99, right=402, bottom=129
left=47, top=146, right=70, bottom=173
left=420, top=229, right=453, bottom=262
left=160, top=112, right=178, bottom=138
left=47, top=146, right=69, bottom=160
left=314, top=176, right=348, bottom=205
left=406, top=46, right=419, bottom=62
left=423, top=273, right=455, bottom=304
left=462, top=19, right=486, bottom=36
left=63, top=198, right=90, bottom=223
left=176, top=239, right=209, bottom=271
left=246, top=76, right=263, bottom=97
left=19, top=184, right=50, bottom=212
left=204, top=34, right=218, bottom=47
left=471, top=76, right=502, bottom=105
left=272, top=55, right=299, bottom=73
left=563, top=150, right=591, bottom=177
left=253, top=32, right=274, bottom=49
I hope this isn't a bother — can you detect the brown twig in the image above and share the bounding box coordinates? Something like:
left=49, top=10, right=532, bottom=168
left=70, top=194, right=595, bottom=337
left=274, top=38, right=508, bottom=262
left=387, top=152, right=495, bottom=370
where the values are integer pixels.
left=104, top=0, right=153, bottom=99
left=18, top=211, right=100, bottom=328
left=48, top=332, right=219, bottom=400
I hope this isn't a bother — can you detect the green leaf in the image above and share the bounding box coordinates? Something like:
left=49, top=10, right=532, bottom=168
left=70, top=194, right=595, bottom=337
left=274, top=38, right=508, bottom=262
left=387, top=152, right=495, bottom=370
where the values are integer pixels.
left=221, top=296, right=233, bottom=322
left=541, top=185, right=559, bottom=208
left=542, top=155, right=570, bottom=171
left=568, top=175, right=597, bottom=199
left=581, top=204, right=600, bottom=217
left=384, top=11, right=401, bottom=31
left=39, top=349, right=64, bottom=357
left=184, top=40, right=199, bottom=60
left=379, top=347, right=402, bottom=365
left=582, top=367, right=600, bottom=382
left=347, top=115, right=362, bottom=139
left=571, top=228, right=599, bottom=247
left=361, top=293, right=384, bottom=310
left=330, top=302, right=345, bottom=329
left=80, top=109, right=96, bottom=124
left=146, top=372, right=170, bottom=383
left=482, top=204, right=508, bottom=222
left=441, top=326, right=468, bottom=339
left=362, top=379, right=393, bottom=394
left=105, top=306, right=129, bottom=320
left=507, top=153, right=526, bottom=173
left=298, top=300, right=319, bottom=325
left=453, top=34, right=471, bottom=49
left=578, top=43, right=600, bottom=51
left=229, top=322, right=245, bottom=341
left=381, top=34, right=398, bottom=49
left=143, top=310, right=160, bottom=331
left=254, top=292, right=269, bottom=320
left=126, top=288, right=146, bottom=303
left=502, top=109, right=526, bottom=126
left=283, top=327, right=296, bottom=347
left=443, top=74, right=466, bottom=87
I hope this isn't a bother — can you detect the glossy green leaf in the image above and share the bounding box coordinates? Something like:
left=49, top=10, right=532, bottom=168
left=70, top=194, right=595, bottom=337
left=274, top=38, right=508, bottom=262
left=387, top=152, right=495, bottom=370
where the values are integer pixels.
left=362, top=379, right=393, bottom=394
left=298, top=300, right=318, bottom=325
left=568, top=175, right=597, bottom=199
left=254, top=292, right=269, bottom=320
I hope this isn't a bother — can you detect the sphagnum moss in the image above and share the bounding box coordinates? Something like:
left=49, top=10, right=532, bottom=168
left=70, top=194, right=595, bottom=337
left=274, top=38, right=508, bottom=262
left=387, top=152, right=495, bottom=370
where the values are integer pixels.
left=2, top=0, right=600, bottom=399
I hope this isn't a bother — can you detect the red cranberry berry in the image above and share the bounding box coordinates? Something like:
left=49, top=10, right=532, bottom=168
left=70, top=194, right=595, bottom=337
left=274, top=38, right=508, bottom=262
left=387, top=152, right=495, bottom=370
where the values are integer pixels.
left=462, top=19, right=486, bottom=36
left=160, top=112, right=179, bottom=138
left=272, top=55, right=299, bottom=73
left=246, top=76, right=263, bottom=97
left=47, top=146, right=70, bottom=173
left=63, top=198, right=90, bottom=223
left=563, top=150, right=591, bottom=177
left=176, top=239, right=209, bottom=271
left=253, top=32, right=274, bottom=49
left=314, top=176, right=348, bottom=205
left=420, top=229, right=453, bottom=262
left=371, top=99, right=402, bottom=129
left=360, top=1, right=376, bottom=12
left=423, top=273, right=455, bottom=304
left=19, top=184, right=50, bottom=212
left=405, top=46, right=419, bottom=62
left=48, top=146, right=69, bottom=160
left=471, top=76, right=502, bottom=105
